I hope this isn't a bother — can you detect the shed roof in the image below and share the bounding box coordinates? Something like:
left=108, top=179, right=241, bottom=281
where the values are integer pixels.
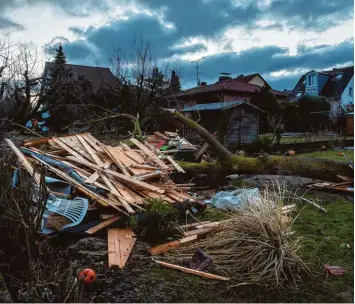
left=181, top=100, right=262, bottom=112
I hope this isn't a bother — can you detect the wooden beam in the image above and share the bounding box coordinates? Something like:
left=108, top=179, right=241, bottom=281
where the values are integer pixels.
left=85, top=216, right=120, bottom=235
left=130, top=138, right=169, bottom=170
left=65, top=156, right=165, bottom=194
left=166, top=156, right=186, bottom=173
left=31, top=155, right=126, bottom=214
left=153, top=260, right=230, bottom=281
left=76, top=134, right=104, bottom=166
left=150, top=235, right=197, bottom=255
left=52, top=137, right=85, bottom=160
left=108, top=228, right=137, bottom=268
left=5, top=138, right=41, bottom=185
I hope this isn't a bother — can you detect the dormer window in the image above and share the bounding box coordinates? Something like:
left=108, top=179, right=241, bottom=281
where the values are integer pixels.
left=306, top=73, right=317, bottom=93
left=336, top=73, right=343, bottom=80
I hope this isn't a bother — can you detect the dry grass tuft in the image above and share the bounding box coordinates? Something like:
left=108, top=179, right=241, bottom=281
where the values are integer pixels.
left=165, top=183, right=311, bottom=288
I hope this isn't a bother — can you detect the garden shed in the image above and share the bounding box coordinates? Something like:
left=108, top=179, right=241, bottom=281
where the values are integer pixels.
left=181, top=101, right=262, bottom=147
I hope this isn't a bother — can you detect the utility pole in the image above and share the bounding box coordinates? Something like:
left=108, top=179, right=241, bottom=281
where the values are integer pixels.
left=191, top=57, right=206, bottom=87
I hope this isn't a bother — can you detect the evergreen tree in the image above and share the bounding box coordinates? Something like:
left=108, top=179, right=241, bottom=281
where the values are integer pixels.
left=51, top=44, right=69, bottom=84
left=170, top=70, right=181, bottom=92
left=54, top=44, right=66, bottom=65
left=250, top=85, right=279, bottom=115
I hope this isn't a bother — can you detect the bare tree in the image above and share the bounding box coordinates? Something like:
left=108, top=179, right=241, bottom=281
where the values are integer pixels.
left=9, top=43, right=42, bottom=123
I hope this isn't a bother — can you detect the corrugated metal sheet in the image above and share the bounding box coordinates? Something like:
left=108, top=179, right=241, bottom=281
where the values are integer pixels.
left=182, top=101, right=244, bottom=112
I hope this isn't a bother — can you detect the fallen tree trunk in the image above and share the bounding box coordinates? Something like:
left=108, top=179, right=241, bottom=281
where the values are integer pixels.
left=180, top=156, right=353, bottom=182
left=165, top=109, right=353, bottom=181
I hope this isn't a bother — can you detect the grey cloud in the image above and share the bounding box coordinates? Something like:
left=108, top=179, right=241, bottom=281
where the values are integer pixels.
left=179, top=39, right=354, bottom=89
left=0, top=17, right=24, bottom=30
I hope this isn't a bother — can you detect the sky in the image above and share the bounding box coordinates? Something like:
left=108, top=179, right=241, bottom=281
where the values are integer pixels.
left=0, top=0, right=354, bottom=90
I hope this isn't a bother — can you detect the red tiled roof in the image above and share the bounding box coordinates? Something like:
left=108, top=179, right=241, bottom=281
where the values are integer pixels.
left=234, top=73, right=258, bottom=83
left=170, top=76, right=289, bottom=98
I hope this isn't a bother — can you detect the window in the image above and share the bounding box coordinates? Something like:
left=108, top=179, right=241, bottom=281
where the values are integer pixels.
left=349, top=87, right=353, bottom=97
left=306, top=73, right=317, bottom=86
left=336, top=73, right=343, bottom=80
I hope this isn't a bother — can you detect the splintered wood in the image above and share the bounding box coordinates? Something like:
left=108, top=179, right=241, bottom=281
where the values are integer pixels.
left=108, top=228, right=137, bottom=268
left=7, top=132, right=195, bottom=217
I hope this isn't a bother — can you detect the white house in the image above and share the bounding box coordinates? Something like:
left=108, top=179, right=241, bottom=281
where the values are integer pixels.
left=292, top=66, right=354, bottom=115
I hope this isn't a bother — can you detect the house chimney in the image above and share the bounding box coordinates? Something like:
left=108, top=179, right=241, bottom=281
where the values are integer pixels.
left=200, top=81, right=207, bottom=87
left=218, top=76, right=232, bottom=82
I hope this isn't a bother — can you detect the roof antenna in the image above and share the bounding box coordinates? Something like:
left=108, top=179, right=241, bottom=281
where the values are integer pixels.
left=191, top=57, right=206, bottom=87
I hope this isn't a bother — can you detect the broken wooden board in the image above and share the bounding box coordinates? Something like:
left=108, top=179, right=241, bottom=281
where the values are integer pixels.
left=5, top=138, right=41, bottom=185
left=166, top=156, right=185, bottom=173
left=153, top=259, right=230, bottom=281
left=150, top=235, right=197, bottom=255
left=130, top=138, right=169, bottom=170
left=108, top=228, right=137, bottom=268
left=85, top=216, right=120, bottom=235
left=31, top=155, right=126, bottom=213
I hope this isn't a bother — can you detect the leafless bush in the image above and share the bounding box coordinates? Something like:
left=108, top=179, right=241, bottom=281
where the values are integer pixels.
left=0, top=158, right=82, bottom=302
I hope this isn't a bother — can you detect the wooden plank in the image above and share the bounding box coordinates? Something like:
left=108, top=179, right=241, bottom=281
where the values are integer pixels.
left=85, top=216, right=120, bottom=235
left=166, top=156, right=185, bottom=173
left=108, top=228, right=137, bottom=268
left=85, top=172, right=100, bottom=184
left=337, top=175, right=353, bottom=182
left=130, top=164, right=158, bottom=170
left=183, top=227, right=213, bottom=236
left=150, top=235, right=198, bottom=255
left=52, top=137, right=85, bottom=160
left=48, top=139, right=63, bottom=149
left=22, top=134, right=79, bottom=147
left=76, top=135, right=104, bottom=166
left=102, top=145, right=131, bottom=176
left=5, top=138, right=41, bottom=185
left=82, top=133, right=104, bottom=152
left=133, top=171, right=162, bottom=181
left=153, top=260, right=230, bottom=281
left=123, top=150, right=145, bottom=165
left=154, top=131, right=170, bottom=140
left=31, top=155, right=126, bottom=214
left=130, top=138, right=169, bottom=170
left=65, top=156, right=165, bottom=194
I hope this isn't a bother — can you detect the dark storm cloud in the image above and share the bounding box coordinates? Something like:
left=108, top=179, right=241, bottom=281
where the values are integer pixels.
left=268, top=0, right=354, bottom=31
left=0, top=17, right=24, bottom=30
left=50, top=14, right=179, bottom=62
left=179, top=39, right=354, bottom=89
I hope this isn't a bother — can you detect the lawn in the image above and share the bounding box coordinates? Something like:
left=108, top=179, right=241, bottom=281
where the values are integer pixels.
left=298, top=149, right=354, bottom=161
left=124, top=196, right=354, bottom=303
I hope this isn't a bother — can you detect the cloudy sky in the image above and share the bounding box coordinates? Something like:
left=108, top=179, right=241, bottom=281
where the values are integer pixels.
left=0, top=0, right=354, bottom=90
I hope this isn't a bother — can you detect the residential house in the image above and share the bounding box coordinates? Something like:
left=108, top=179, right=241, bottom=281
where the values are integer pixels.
left=164, top=73, right=289, bottom=110
left=181, top=100, right=263, bottom=146
left=42, top=62, right=117, bottom=93
left=163, top=73, right=287, bottom=146
left=291, top=66, right=354, bottom=115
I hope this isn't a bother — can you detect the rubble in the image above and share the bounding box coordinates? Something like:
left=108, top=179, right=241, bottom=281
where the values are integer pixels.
left=6, top=133, right=203, bottom=236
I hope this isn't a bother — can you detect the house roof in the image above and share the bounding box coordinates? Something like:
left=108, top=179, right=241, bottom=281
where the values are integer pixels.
left=181, top=100, right=263, bottom=112
left=235, top=73, right=259, bottom=83
left=319, top=66, right=354, bottom=98
left=169, top=76, right=288, bottom=98
left=291, top=66, right=354, bottom=98
left=44, top=62, right=116, bottom=90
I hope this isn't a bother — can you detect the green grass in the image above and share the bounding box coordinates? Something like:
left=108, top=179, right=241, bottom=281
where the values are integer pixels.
left=138, top=196, right=354, bottom=303
left=298, top=150, right=354, bottom=161
left=293, top=196, right=354, bottom=302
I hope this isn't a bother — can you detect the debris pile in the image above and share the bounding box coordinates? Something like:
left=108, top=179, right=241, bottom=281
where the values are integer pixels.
left=146, top=131, right=197, bottom=154
left=6, top=133, right=198, bottom=234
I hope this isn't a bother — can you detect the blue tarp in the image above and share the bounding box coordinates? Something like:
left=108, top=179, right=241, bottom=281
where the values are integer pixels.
left=20, top=148, right=100, bottom=193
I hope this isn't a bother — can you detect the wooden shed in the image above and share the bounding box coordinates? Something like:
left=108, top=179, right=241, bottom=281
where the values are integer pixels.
left=181, top=101, right=262, bottom=147
left=346, top=112, right=354, bottom=135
